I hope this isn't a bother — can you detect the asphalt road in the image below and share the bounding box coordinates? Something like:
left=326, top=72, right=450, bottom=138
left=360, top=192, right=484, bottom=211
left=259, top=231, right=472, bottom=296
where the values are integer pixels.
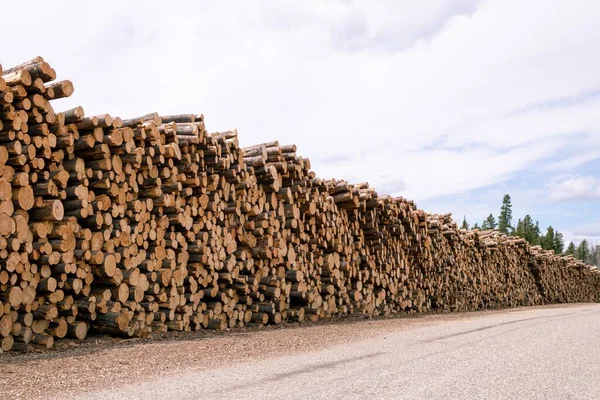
left=81, top=304, right=600, bottom=400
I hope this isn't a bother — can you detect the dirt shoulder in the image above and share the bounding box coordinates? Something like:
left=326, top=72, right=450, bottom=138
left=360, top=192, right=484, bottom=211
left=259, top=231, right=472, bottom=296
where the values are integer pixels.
left=0, top=303, right=589, bottom=399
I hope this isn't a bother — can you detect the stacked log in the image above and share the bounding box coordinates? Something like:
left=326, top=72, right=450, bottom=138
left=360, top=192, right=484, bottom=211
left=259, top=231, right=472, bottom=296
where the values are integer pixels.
left=0, top=57, right=85, bottom=351
left=0, top=57, right=599, bottom=352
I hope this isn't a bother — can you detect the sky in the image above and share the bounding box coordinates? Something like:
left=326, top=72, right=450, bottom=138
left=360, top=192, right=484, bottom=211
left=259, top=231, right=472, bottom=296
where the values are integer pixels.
left=1, top=0, right=599, bottom=245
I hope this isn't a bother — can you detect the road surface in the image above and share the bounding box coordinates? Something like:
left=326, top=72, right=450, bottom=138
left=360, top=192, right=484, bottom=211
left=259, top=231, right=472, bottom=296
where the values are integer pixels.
left=3, top=304, right=600, bottom=399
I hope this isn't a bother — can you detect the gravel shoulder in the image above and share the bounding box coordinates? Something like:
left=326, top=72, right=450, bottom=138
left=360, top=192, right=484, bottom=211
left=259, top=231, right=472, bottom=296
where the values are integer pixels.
left=0, top=303, right=592, bottom=399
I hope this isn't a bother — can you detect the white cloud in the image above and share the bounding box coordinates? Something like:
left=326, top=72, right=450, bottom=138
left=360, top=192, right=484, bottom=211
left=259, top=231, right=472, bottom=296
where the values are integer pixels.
left=544, top=150, right=600, bottom=172
left=547, top=175, right=600, bottom=201
left=1, top=0, right=600, bottom=207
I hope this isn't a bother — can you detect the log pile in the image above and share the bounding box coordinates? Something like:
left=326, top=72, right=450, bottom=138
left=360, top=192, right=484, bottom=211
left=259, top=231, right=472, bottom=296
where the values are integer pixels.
left=0, top=57, right=599, bottom=352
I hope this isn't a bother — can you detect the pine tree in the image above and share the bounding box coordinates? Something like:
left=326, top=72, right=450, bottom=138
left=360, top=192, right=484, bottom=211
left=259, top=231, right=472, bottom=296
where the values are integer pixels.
left=589, top=243, right=599, bottom=266
left=592, top=244, right=600, bottom=266
left=461, top=216, right=469, bottom=230
left=515, top=218, right=524, bottom=238
left=498, top=194, right=513, bottom=234
left=522, top=216, right=533, bottom=242
left=481, top=214, right=497, bottom=230
left=473, top=223, right=480, bottom=230
left=541, top=226, right=555, bottom=251
left=565, top=241, right=576, bottom=255
left=515, top=215, right=540, bottom=245
left=534, top=221, right=541, bottom=245
left=553, top=231, right=564, bottom=254
left=575, top=239, right=590, bottom=263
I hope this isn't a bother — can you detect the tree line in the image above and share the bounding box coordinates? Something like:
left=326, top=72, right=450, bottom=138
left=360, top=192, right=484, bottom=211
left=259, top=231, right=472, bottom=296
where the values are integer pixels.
left=461, top=194, right=599, bottom=266
left=564, top=239, right=600, bottom=267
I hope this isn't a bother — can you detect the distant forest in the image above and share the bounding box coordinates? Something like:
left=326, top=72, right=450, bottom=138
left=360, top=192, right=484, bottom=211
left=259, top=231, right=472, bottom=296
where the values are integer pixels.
left=462, top=194, right=600, bottom=267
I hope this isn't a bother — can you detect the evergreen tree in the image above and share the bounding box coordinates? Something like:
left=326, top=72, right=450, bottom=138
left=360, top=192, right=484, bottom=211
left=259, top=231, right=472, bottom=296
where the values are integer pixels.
left=565, top=241, right=576, bottom=255
left=515, top=215, right=540, bottom=245
left=553, top=231, right=564, bottom=254
left=591, top=244, right=600, bottom=266
left=515, top=218, right=524, bottom=237
left=461, top=216, right=469, bottom=230
left=534, top=221, right=541, bottom=245
left=575, top=240, right=590, bottom=263
left=473, top=223, right=480, bottom=230
left=481, top=214, right=497, bottom=230
left=541, top=226, right=555, bottom=251
left=498, top=194, right=513, bottom=234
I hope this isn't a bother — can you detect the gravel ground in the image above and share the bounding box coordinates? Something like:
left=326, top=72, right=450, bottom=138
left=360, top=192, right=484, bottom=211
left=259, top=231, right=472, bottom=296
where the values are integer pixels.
left=0, top=303, right=593, bottom=399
